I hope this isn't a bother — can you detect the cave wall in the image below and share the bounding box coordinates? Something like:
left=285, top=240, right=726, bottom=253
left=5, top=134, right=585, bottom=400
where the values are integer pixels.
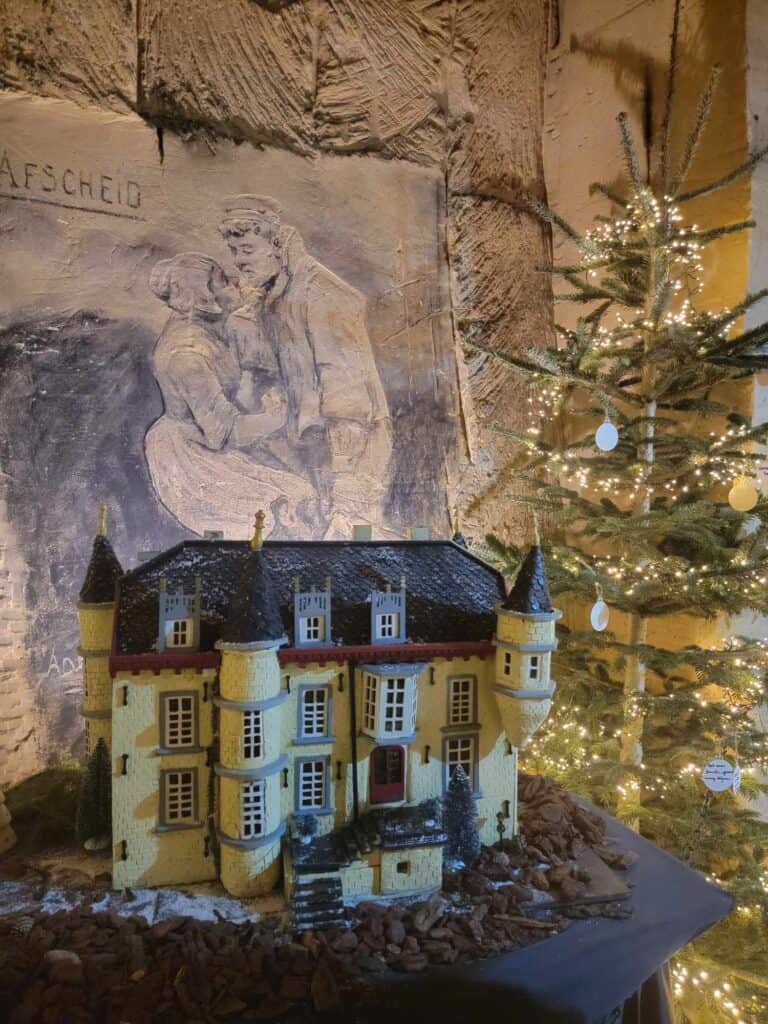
left=0, top=0, right=551, bottom=775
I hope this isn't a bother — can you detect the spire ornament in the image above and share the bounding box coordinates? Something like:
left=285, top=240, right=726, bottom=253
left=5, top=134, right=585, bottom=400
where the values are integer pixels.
left=251, top=510, right=266, bottom=551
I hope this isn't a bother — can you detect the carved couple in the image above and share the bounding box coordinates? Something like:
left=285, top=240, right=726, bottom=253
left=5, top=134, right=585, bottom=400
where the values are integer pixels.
left=145, top=196, right=392, bottom=540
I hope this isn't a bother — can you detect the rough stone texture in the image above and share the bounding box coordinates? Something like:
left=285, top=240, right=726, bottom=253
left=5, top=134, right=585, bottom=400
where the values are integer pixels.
left=0, top=466, right=43, bottom=785
left=0, top=788, right=16, bottom=853
left=0, top=0, right=137, bottom=110
left=0, top=0, right=550, bottom=765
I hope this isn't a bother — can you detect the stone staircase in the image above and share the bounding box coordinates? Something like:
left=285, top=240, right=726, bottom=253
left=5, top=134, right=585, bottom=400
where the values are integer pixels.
left=291, top=875, right=345, bottom=931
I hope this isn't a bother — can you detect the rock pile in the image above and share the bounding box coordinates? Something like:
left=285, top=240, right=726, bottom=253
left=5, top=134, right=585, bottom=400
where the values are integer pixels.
left=0, top=908, right=367, bottom=1023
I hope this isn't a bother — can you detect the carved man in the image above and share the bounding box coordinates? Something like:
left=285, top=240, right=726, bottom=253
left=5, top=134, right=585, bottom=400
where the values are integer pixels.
left=219, top=195, right=393, bottom=539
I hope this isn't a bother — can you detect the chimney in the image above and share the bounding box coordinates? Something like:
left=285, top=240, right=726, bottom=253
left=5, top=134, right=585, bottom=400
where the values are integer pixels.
left=353, top=525, right=373, bottom=541
left=203, top=530, right=224, bottom=540
left=408, top=526, right=430, bottom=541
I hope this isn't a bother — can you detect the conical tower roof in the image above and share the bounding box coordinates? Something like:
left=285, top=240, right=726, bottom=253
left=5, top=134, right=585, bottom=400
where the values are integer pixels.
left=79, top=505, right=123, bottom=604
left=502, top=544, right=553, bottom=614
left=221, top=547, right=285, bottom=644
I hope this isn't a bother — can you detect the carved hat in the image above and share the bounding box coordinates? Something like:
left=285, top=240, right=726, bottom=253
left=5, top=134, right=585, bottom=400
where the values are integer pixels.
left=220, top=194, right=283, bottom=231
left=149, top=252, right=226, bottom=302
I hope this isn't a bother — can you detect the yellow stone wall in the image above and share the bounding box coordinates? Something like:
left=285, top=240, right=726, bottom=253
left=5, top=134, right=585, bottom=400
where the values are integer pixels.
left=380, top=845, right=443, bottom=895
left=111, top=667, right=216, bottom=889
left=109, top=643, right=552, bottom=895
left=79, top=603, right=115, bottom=754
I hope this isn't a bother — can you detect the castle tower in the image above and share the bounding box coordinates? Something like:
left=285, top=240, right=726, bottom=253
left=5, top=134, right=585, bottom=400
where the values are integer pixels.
left=78, top=504, right=122, bottom=755
left=493, top=541, right=561, bottom=749
left=216, top=512, right=289, bottom=897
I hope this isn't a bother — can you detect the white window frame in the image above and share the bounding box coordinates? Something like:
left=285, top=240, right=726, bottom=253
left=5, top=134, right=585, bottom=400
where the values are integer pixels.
left=241, top=780, right=265, bottom=839
left=300, top=615, right=324, bottom=644
left=298, top=759, right=327, bottom=810
left=376, top=612, right=399, bottom=640
left=448, top=677, right=474, bottom=725
left=362, top=675, right=417, bottom=740
left=503, top=651, right=512, bottom=677
left=446, top=735, right=476, bottom=791
left=167, top=617, right=194, bottom=648
left=300, top=687, right=329, bottom=738
left=162, top=693, right=196, bottom=749
left=528, top=655, right=541, bottom=682
left=242, top=709, right=262, bottom=759
left=163, top=769, right=196, bottom=825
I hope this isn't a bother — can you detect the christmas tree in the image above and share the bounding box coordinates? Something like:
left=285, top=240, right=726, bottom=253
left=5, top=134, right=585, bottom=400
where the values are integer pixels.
left=76, top=738, right=112, bottom=845
left=472, top=4, right=768, bottom=1021
left=443, top=765, right=481, bottom=868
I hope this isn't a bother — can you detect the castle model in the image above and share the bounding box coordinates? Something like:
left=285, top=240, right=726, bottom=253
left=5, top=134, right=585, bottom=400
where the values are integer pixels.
left=78, top=508, right=560, bottom=911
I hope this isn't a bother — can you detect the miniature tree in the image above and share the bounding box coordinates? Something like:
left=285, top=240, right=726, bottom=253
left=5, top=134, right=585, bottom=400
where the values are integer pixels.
left=443, top=765, right=480, bottom=867
left=76, top=738, right=112, bottom=844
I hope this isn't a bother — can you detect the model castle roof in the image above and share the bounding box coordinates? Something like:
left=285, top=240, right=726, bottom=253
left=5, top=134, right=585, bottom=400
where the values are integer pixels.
left=113, top=539, right=507, bottom=654
left=79, top=534, right=123, bottom=604
left=501, top=544, right=554, bottom=615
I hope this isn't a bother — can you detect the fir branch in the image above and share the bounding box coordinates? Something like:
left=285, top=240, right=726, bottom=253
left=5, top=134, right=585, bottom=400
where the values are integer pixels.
left=670, top=65, right=721, bottom=194
left=659, top=0, right=681, bottom=189
left=677, top=142, right=768, bottom=203
left=694, top=219, right=755, bottom=245
left=588, top=182, right=629, bottom=207
left=617, top=112, right=645, bottom=193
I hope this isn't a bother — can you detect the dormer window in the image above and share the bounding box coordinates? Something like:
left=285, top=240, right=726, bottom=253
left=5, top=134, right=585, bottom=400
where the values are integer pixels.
left=157, top=577, right=201, bottom=653
left=300, top=615, right=324, bottom=643
left=376, top=612, right=398, bottom=640
left=169, top=618, right=193, bottom=648
left=294, top=578, right=331, bottom=647
left=370, top=578, right=406, bottom=644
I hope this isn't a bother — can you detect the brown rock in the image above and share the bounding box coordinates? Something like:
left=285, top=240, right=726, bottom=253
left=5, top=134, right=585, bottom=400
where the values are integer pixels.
left=48, top=960, right=84, bottom=986
left=398, top=953, right=429, bottom=972
left=310, top=958, right=341, bottom=1013
left=279, top=974, right=310, bottom=1001
left=214, top=994, right=248, bottom=1018
left=330, top=929, right=358, bottom=953
left=411, top=893, right=448, bottom=934
left=557, top=877, right=587, bottom=901
left=252, top=994, right=294, bottom=1020
left=43, top=949, right=82, bottom=968
left=150, top=916, right=185, bottom=939
left=530, top=869, right=549, bottom=891
left=385, top=918, right=406, bottom=945
left=461, top=870, right=493, bottom=896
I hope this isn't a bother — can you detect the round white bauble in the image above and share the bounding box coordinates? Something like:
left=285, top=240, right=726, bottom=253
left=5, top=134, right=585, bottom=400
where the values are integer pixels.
left=595, top=420, right=619, bottom=452
left=701, top=757, right=736, bottom=793
left=590, top=599, right=609, bottom=631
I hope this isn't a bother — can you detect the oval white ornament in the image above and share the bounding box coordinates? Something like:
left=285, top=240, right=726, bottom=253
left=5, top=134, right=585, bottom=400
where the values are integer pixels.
left=595, top=420, right=619, bottom=452
left=590, top=599, right=609, bottom=632
left=701, top=757, right=735, bottom=792
left=728, top=478, right=758, bottom=512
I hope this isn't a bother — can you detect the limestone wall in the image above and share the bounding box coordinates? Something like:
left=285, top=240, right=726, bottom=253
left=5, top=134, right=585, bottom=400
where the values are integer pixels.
left=0, top=0, right=551, bottom=771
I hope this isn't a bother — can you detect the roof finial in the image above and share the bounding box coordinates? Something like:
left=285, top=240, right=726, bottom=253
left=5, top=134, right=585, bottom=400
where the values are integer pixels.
left=97, top=502, right=107, bottom=537
left=532, top=510, right=541, bottom=547
left=251, top=510, right=266, bottom=551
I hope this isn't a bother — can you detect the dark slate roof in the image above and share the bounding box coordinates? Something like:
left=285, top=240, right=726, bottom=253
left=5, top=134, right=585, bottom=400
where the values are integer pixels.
left=220, top=549, right=285, bottom=644
left=79, top=536, right=123, bottom=604
left=501, top=545, right=553, bottom=614
left=114, top=540, right=505, bottom=655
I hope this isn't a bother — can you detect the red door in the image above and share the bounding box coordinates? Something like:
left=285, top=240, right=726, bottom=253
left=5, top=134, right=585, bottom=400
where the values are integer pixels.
left=370, top=745, right=405, bottom=804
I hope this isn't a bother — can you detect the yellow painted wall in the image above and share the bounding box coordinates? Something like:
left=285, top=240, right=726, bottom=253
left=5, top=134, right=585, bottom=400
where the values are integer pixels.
left=111, top=667, right=216, bottom=889
left=380, top=845, right=443, bottom=895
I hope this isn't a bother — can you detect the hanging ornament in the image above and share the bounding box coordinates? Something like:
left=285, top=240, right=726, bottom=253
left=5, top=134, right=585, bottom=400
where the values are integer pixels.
left=732, top=764, right=742, bottom=795
left=595, top=418, right=619, bottom=453
left=728, top=476, right=758, bottom=512
left=590, top=583, right=609, bottom=632
left=701, top=757, right=736, bottom=792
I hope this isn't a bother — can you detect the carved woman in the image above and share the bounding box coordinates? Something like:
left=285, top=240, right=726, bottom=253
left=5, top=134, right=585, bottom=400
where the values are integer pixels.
left=144, top=252, right=323, bottom=539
